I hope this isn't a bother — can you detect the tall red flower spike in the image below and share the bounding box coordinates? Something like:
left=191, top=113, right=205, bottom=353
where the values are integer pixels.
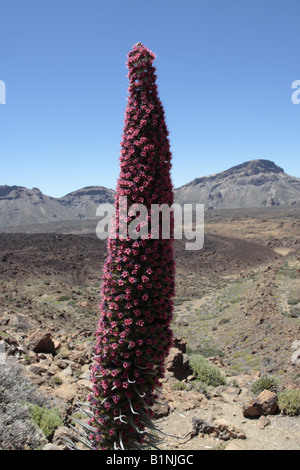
left=73, top=43, right=175, bottom=450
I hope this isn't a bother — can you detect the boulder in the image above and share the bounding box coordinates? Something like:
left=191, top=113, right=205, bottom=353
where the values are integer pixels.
left=25, top=330, right=56, bottom=355
left=165, top=347, right=192, bottom=380
left=243, top=390, right=278, bottom=418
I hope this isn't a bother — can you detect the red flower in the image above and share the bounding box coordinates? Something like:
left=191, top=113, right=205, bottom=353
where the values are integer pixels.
left=86, top=42, right=175, bottom=451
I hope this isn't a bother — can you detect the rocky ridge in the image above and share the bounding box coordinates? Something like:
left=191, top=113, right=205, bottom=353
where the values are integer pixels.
left=1, top=160, right=300, bottom=230
left=0, top=185, right=115, bottom=230
left=175, top=159, right=300, bottom=209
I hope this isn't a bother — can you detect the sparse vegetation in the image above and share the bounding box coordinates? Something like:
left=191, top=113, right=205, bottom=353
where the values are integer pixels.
left=218, top=317, right=231, bottom=325
left=278, top=264, right=298, bottom=279
left=172, top=380, right=210, bottom=397
left=189, top=354, right=226, bottom=387
left=57, top=346, right=71, bottom=359
left=29, top=405, right=63, bottom=439
left=277, top=390, right=300, bottom=416
left=24, top=354, right=31, bottom=364
left=52, top=376, right=63, bottom=386
left=251, top=375, right=280, bottom=396
left=186, top=346, right=225, bottom=358
left=57, top=295, right=71, bottom=301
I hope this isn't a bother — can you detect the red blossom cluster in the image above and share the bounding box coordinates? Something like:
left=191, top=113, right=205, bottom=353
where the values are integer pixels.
left=87, top=43, right=175, bottom=450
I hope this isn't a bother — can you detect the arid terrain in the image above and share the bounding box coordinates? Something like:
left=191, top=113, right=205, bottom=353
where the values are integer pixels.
left=0, top=205, right=299, bottom=450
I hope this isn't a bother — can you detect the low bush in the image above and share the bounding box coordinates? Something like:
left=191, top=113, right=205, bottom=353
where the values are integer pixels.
left=277, top=390, right=300, bottom=416
left=189, top=354, right=226, bottom=387
left=29, top=405, right=63, bottom=439
left=251, top=375, right=280, bottom=396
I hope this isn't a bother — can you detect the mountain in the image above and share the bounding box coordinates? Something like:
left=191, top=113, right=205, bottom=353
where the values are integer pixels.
left=1, top=160, right=300, bottom=230
left=58, top=186, right=115, bottom=216
left=174, top=160, right=300, bottom=209
left=0, top=185, right=115, bottom=229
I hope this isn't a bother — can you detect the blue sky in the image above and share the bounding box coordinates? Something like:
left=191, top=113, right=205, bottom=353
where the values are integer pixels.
left=0, top=0, right=299, bottom=197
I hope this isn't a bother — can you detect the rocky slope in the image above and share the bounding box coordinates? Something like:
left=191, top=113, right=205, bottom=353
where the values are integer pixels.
left=1, top=328, right=299, bottom=450
left=0, top=224, right=299, bottom=450
left=175, top=159, right=300, bottom=209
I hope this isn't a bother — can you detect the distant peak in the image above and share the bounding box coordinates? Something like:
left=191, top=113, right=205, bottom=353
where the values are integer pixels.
left=63, top=186, right=114, bottom=198
left=183, top=159, right=286, bottom=189
left=235, top=159, right=284, bottom=174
